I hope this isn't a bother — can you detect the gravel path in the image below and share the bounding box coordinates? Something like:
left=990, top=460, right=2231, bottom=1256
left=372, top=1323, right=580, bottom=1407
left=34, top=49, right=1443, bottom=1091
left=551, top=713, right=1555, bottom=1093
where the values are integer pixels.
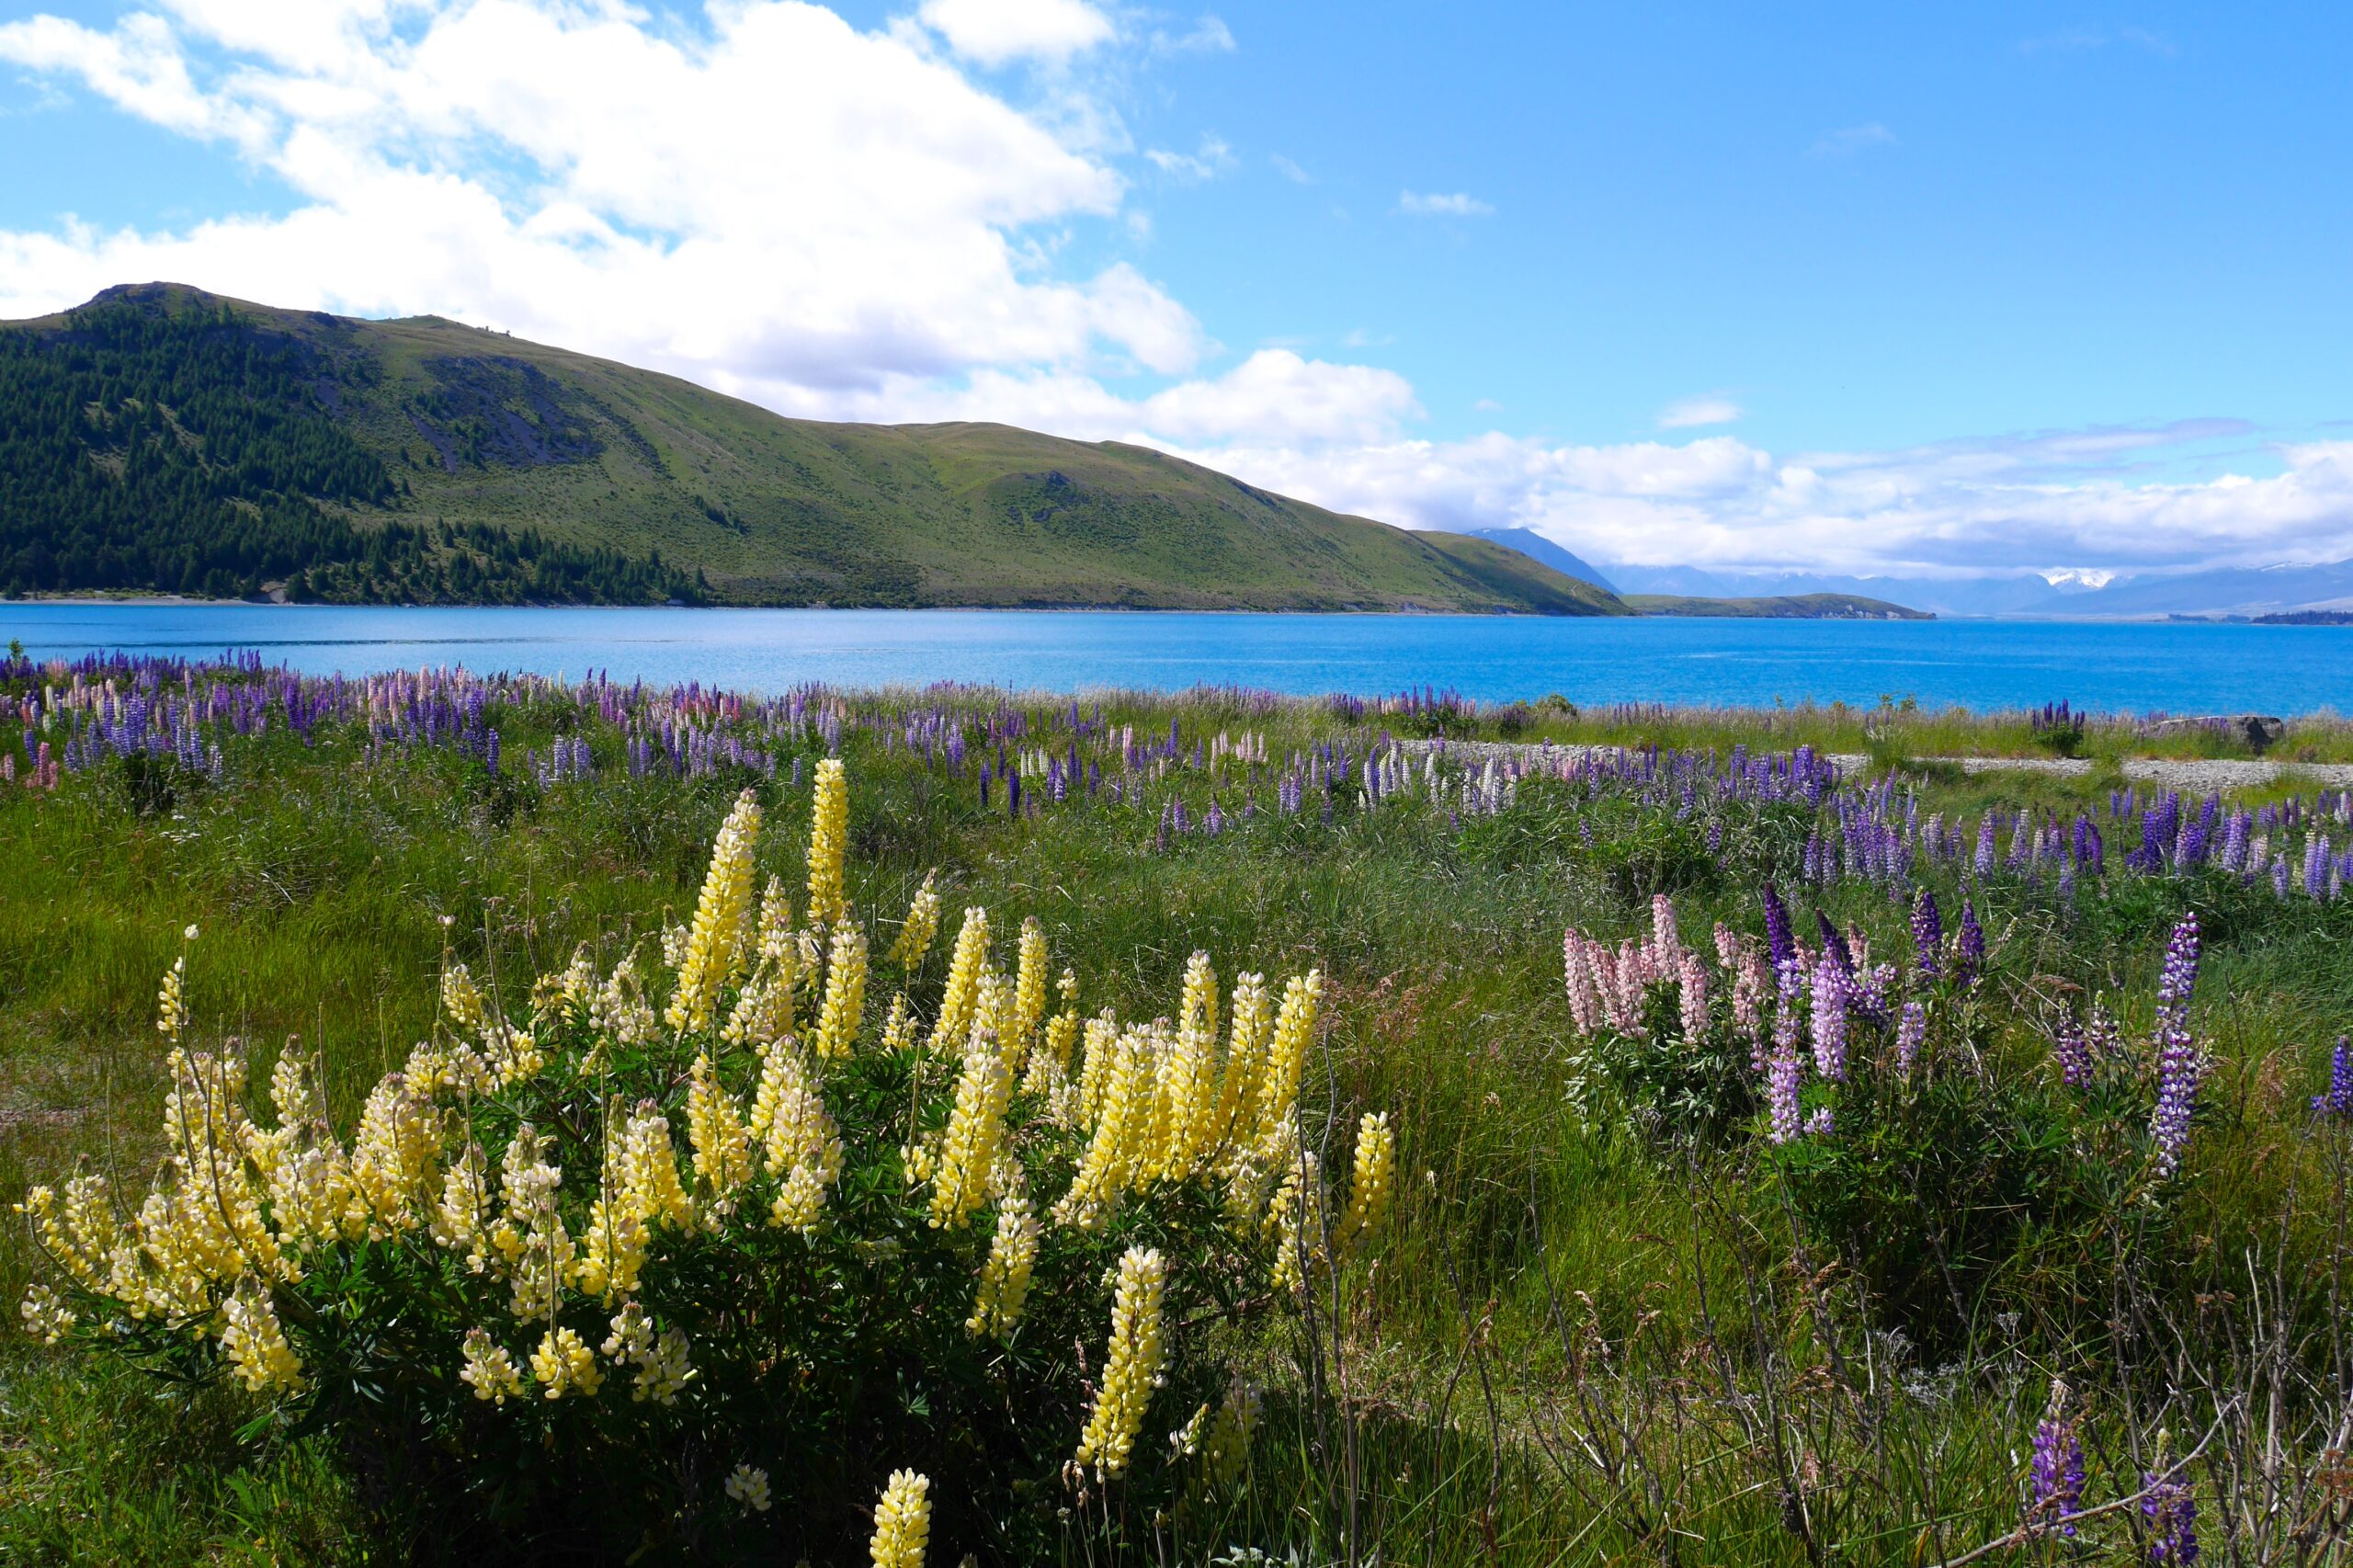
left=1406, top=740, right=2353, bottom=793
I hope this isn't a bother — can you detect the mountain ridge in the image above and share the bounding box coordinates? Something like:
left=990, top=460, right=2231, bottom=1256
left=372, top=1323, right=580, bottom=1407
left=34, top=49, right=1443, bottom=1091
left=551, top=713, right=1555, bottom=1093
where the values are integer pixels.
left=0, top=283, right=1628, bottom=616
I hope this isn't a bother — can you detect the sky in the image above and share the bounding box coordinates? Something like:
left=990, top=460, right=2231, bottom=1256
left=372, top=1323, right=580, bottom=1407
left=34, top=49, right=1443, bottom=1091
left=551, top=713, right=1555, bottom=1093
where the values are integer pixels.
left=1, top=0, right=2348, bottom=580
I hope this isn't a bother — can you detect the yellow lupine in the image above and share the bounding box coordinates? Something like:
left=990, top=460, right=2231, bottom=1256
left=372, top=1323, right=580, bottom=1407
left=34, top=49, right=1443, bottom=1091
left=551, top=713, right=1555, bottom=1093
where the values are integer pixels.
left=869, top=1470, right=932, bottom=1568
left=1023, top=1008, right=1079, bottom=1099
left=221, top=1278, right=304, bottom=1395
left=686, top=1054, right=754, bottom=1210
left=1336, top=1111, right=1395, bottom=1251
left=1267, top=1145, right=1325, bottom=1295
left=1203, top=1380, right=1261, bottom=1484
left=1209, top=971, right=1270, bottom=1160
left=619, top=1108, right=695, bottom=1233
left=666, top=789, right=762, bottom=1035
left=529, top=1324, right=603, bottom=1399
left=889, top=872, right=941, bottom=969
left=1074, top=1246, right=1167, bottom=1479
left=1009, top=916, right=1050, bottom=1059
left=811, top=926, right=869, bottom=1060
left=459, top=1327, right=526, bottom=1403
left=806, top=757, right=849, bottom=929
left=574, top=1193, right=646, bottom=1301
left=929, top=906, right=990, bottom=1053
left=1252, top=970, right=1324, bottom=1147
left=155, top=955, right=188, bottom=1041
left=927, top=1028, right=1013, bottom=1231
left=966, top=1197, right=1040, bottom=1338
left=879, top=992, right=918, bottom=1054
left=1052, top=1027, right=1152, bottom=1229
left=1074, top=1008, right=1120, bottom=1126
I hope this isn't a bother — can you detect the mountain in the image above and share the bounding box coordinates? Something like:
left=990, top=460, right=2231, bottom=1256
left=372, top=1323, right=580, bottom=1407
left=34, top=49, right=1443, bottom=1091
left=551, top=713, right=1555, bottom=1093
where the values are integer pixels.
left=1603, top=564, right=2067, bottom=618
left=0, top=284, right=1627, bottom=616
left=2074, top=561, right=2353, bottom=619
left=1620, top=592, right=1931, bottom=620
left=1457, top=528, right=1617, bottom=592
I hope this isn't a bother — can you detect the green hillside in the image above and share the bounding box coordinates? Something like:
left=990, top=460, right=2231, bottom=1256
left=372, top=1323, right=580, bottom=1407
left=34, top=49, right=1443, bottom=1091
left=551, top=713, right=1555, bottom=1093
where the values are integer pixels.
left=1623, top=591, right=1931, bottom=619
left=0, top=284, right=1627, bottom=615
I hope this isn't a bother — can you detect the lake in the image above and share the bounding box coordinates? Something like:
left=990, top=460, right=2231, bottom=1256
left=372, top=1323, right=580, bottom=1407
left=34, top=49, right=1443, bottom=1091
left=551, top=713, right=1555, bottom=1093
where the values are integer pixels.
left=2, top=603, right=2348, bottom=713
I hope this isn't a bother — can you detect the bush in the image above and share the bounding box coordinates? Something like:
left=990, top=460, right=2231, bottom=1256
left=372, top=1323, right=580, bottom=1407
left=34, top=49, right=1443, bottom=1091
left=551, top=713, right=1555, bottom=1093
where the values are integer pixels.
left=17, top=766, right=1396, bottom=1563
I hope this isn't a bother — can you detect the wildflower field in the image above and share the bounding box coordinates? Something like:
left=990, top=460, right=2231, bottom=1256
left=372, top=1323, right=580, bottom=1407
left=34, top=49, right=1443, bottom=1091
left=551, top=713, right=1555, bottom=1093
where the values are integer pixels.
left=3, top=653, right=2352, bottom=1565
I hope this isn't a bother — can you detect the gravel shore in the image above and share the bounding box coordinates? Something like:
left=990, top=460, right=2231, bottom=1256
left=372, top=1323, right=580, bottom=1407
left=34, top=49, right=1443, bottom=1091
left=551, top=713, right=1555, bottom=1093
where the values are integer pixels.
left=1404, top=739, right=2353, bottom=793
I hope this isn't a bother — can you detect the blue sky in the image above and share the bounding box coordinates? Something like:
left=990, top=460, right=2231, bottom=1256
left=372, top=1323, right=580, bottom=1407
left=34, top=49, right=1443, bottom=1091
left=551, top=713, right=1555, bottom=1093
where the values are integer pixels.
left=3, top=1, right=2349, bottom=576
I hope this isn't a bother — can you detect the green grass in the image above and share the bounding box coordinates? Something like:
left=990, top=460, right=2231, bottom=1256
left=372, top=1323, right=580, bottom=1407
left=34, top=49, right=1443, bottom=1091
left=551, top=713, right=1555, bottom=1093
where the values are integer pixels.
left=5, top=675, right=2352, bottom=1563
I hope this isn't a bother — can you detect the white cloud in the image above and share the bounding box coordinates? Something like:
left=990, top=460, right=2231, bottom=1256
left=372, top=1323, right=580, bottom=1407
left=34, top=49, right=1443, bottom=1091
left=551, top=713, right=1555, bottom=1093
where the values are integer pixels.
left=1153, top=15, right=1235, bottom=55
left=1809, top=122, right=1896, bottom=157
left=1269, top=153, right=1311, bottom=185
left=1171, top=424, right=2353, bottom=576
left=1397, top=189, right=1494, bottom=218
left=0, top=0, right=1202, bottom=399
left=917, top=0, right=1113, bottom=65
left=1144, top=134, right=1233, bottom=183
left=1658, top=393, right=1741, bottom=429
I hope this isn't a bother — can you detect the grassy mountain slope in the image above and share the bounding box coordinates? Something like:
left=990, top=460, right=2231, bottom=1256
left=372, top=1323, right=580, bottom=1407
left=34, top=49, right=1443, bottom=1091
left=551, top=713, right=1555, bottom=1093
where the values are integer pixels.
left=0, top=284, right=1627, bottom=615
left=1622, top=592, right=1931, bottom=619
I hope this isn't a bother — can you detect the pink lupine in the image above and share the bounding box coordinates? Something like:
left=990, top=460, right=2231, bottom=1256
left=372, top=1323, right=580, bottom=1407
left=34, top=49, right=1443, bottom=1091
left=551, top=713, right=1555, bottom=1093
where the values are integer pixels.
left=1677, top=952, right=1710, bottom=1040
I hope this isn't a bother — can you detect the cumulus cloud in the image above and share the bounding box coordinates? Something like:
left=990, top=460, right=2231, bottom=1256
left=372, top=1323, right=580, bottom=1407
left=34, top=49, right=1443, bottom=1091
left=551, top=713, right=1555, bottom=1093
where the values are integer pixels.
left=1176, top=424, right=2353, bottom=576
left=1658, top=393, right=1741, bottom=429
left=1396, top=189, right=1494, bottom=218
left=916, top=0, right=1114, bottom=64
left=1152, top=15, right=1236, bottom=55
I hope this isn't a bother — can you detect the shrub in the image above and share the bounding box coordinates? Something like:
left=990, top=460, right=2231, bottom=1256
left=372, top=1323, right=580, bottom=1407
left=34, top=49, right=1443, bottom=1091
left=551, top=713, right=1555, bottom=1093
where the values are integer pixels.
left=17, top=766, right=1395, bottom=1562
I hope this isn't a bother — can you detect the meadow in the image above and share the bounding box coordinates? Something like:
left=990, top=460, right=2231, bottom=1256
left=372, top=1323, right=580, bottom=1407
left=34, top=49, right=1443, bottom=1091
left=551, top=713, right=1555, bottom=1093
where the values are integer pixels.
left=2, top=653, right=2351, bottom=1565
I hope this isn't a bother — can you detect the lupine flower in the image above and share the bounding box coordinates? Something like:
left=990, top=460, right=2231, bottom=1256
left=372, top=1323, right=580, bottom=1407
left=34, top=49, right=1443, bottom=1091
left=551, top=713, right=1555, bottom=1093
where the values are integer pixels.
left=2313, top=1037, right=2353, bottom=1119
left=1810, top=962, right=1847, bottom=1083
left=1767, top=964, right=1805, bottom=1144
left=2143, top=1473, right=2199, bottom=1564
left=18, top=1283, right=74, bottom=1346
left=1803, top=1107, right=1835, bottom=1138
left=2029, top=1386, right=2086, bottom=1537
left=665, top=790, right=761, bottom=1035
left=529, top=1324, right=604, bottom=1399
left=2052, top=1014, right=2094, bottom=1088
left=806, top=756, right=849, bottom=928
left=1201, top=1380, right=1261, bottom=1485
left=2150, top=914, right=2203, bottom=1177
left=1956, top=899, right=1985, bottom=987
left=889, top=873, right=941, bottom=968
left=1760, top=883, right=1795, bottom=968
left=868, top=1470, right=931, bottom=1568
left=459, top=1327, right=526, bottom=1403
left=724, top=1463, right=772, bottom=1514
left=1896, top=1000, right=1926, bottom=1079
left=966, top=1197, right=1040, bottom=1337
left=1677, top=952, right=1711, bottom=1041
left=930, top=906, right=991, bottom=1053
left=927, top=1029, right=1015, bottom=1231
left=1336, top=1111, right=1395, bottom=1250
left=1910, top=890, right=1942, bottom=979
left=810, top=926, right=869, bottom=1061
left=1074, top=1246, right=1167, bottom=1480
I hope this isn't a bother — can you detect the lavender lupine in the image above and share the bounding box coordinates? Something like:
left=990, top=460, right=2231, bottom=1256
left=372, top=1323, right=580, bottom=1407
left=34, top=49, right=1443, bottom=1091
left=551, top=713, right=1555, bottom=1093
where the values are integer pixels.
left=2313, top=1037, right=2353, bottom=1119
left=1896, top=1001, right=1926, bottom=1079
left=2149, top=914, right=2203, bottom=1178
left=1810, top=962, right=1847, bottom=1083
left=1910, top=889, right=1942, bottom=980
left=1767, top=962, right=1805, bottom=1143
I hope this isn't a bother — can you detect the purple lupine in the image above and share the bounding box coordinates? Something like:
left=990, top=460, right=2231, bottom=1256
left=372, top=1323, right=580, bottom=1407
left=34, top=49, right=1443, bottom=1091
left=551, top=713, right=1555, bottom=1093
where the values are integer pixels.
left=2313, top=1037, right=2353, bottom=1119
left=1810, top=962, right=1848, bottom=1083
left=1975, top=813, right=1998, bottom=876
left=2150, top=914, right=2203, bottom=1178
left=1816, top=911, right=1855, bottom=976
left=1761, top=883, right=1796, bottom=968
left=2052, top=1013, right=2094, bottom=1088
left=2029, top=1410, right=2086, bottom=1538
left=1956, top=899, right=1985, bottom=987
left=1802, top=1106, right=1835, bottom=1136
left=1896, top=1001, right=1926, bottom=1079
left=1911, top=889, right=1942, bottom=980
left=2143, top=1474, right=2199, bottom=1564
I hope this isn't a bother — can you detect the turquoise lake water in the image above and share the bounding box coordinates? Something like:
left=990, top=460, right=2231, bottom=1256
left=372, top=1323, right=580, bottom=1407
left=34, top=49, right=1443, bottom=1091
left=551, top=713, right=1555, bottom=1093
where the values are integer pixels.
left=2, top=603, right=2348, bottom=713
